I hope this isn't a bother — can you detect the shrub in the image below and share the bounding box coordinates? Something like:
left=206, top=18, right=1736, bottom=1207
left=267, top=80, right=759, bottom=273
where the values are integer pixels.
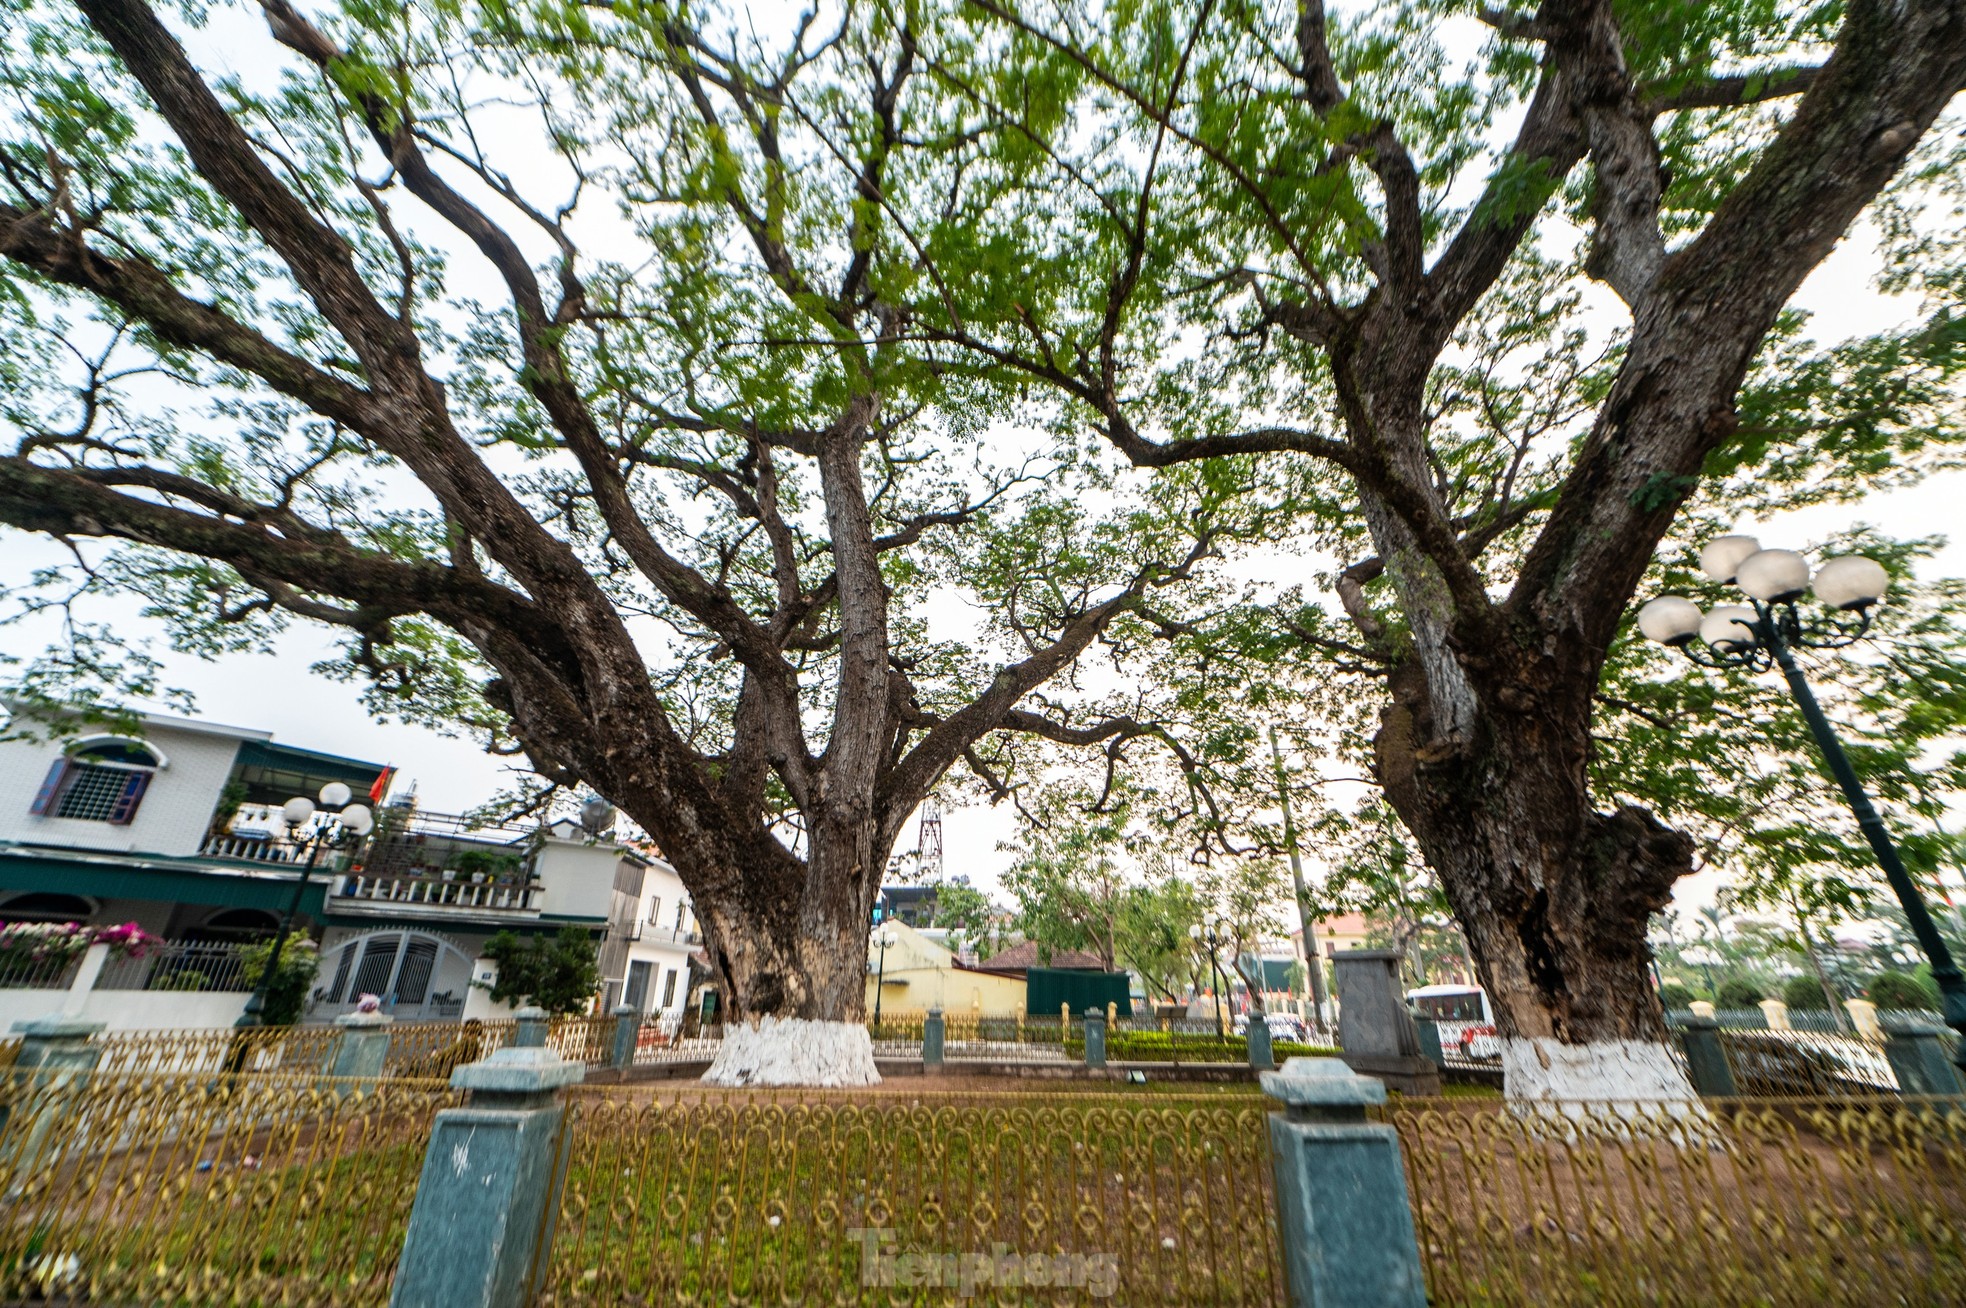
left=239, top=938, right=320, bottom=1026
left=1069, top=1031, right=1340, bottom=1063
left=1716, top=977, right=1765, bottom=1009
left=477, top=925, right=600, bottom=1014
left=1782, top=974, right=1830, bottom=1010
left=1656, top=982, right=1697, bottom=1011
left=1866, top=970, right=1940, bottom=1011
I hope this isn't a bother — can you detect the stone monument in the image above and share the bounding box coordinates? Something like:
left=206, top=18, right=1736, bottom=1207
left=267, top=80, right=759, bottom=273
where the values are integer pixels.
left=1332, top=950, right=1440, bottom=1095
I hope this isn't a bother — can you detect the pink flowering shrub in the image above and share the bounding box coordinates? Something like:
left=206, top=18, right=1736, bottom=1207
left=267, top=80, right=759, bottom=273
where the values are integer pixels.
left=0, top=921, right=88, bottom=964
left=87, top=921, right=161, bottom=958
left=0, top=919, right=161, bottom=965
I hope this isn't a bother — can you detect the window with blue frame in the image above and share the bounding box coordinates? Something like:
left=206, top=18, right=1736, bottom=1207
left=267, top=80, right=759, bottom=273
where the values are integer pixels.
left=28, top=739, right=162, bottom=825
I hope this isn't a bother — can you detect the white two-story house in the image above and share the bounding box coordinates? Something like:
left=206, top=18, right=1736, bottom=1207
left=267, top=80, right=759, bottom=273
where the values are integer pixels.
left=0, top=704, right=698, bottom=1032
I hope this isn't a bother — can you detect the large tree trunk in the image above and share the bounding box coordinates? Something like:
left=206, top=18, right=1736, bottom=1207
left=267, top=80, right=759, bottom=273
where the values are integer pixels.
left=688, top=813, right=891, bottom=1086
left=1374, top=658, right=1696, bottom=1100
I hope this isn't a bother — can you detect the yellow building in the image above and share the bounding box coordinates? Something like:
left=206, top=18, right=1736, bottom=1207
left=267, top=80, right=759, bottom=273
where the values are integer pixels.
left=865, top=921, right=1028, bottom=1015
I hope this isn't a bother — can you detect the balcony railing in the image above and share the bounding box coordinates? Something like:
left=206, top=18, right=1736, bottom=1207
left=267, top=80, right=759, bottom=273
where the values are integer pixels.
left=97, top=939, right=252, bottom=992
left=0, top=950, right=82, bottom=990
left=642, top=923, right=702, bottom=947
left=331, top=873, right=542, bottom=913
left=200, top=834, right=303, bottom=864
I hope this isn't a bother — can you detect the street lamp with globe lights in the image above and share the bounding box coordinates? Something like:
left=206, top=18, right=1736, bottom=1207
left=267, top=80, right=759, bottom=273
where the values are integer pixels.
left=235, top=782, right=375, bottom=1029
left=871, top=926, right=898, bottom=1029
left=1638, top=535, right=1966, bottom=1071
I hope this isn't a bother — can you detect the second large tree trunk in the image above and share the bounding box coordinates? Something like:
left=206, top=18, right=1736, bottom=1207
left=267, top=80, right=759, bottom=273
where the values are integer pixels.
left=1374, top=660, right=1697, bottom=1101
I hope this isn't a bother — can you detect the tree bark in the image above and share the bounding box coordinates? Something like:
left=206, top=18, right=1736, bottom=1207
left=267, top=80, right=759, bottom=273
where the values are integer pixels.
left=1373, top=653, right=1697, bottom=1096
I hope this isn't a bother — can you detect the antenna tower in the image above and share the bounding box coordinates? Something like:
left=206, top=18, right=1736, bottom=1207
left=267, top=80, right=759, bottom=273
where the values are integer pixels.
left=918, top=801, right=944, bottom=879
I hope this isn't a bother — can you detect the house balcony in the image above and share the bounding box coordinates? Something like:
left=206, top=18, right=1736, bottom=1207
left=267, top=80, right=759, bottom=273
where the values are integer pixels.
left=330, top=871, right=543, bottom=914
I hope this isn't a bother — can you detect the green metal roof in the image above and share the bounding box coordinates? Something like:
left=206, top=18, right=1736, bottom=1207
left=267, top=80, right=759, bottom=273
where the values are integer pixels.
left=229, top=741, right=389, bottom=807
left=0, top=848, right=328, bottom=915
left=233, top=740, right=387, bottom=784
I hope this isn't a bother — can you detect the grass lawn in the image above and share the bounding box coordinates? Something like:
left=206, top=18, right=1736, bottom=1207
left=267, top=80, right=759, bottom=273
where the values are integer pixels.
left=538, top=1086, right=1286, bottom=1305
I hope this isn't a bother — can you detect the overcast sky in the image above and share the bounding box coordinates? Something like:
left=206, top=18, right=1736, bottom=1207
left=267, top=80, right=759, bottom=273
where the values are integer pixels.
left=1, top=2, right=1958, bottom=920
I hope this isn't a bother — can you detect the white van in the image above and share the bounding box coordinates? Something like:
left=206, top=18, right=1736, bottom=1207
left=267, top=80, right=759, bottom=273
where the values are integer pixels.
left=1406, top=984, right=1500, bottom=1061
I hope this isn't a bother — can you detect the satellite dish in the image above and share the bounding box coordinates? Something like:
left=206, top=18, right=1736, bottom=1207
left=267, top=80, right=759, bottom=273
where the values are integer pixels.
left=579, top=796, right=617, bottom=836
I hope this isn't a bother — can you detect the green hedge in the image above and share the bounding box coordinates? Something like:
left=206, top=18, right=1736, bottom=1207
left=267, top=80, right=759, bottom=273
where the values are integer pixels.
left=1068, top=1032, right=1341, bottom=1063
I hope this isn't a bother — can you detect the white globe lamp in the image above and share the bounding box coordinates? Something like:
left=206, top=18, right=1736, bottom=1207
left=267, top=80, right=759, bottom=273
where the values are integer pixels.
left=1811, top=556, right=1888, bottom=611
left=1733, top=549, right=1811, bottom=603
left=1637, top=597, right=1703, bottom=646
left=1698, top=534, right=1761, bottom=584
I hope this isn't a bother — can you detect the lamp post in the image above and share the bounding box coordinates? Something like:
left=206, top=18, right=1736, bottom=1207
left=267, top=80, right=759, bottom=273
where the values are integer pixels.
left=1188, top=919, right=1228, bottom=1042
left=1269, top=725, right=1332, bottom=1031
left=872, top=927, right=897, bottom=1029
left=1639, top=535, right=1966, bottom=1069
left=235, top=782, right=375, bottom=1030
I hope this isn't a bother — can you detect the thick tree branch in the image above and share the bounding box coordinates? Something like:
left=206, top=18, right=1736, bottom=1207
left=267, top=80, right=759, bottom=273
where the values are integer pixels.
left=1643, top=66, right=1824, bottom=115
left=0, top=201, right=375, bottom=430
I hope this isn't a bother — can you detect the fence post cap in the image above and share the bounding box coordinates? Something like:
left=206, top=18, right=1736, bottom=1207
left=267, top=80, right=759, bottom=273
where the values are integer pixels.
left=1260, top=1056, right=1387, bottom=1111
left=336, top=1010, right=394, bottom=1029
left=451, top=1045, right=586, bottom=1094
left=11, top=1015, right=104, bottom=1039
left=1679, top=1014, right=1719, bottom=1031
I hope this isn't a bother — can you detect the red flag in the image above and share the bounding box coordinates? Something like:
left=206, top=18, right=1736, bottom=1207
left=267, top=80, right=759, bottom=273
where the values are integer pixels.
left=369, top=766, right=394, bottom=804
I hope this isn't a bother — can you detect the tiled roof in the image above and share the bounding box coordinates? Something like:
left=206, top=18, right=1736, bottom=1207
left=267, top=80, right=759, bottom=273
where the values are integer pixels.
left=977, top=940, right=1106, bottom=972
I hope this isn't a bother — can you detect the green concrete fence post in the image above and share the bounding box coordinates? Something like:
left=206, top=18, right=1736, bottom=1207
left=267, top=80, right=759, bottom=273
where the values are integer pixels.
left=327, top=1011, right=394, bottom=1081
left=1083, top=1007, right=1107, bottom=1069
left=389, top=1006, right=584, bottom=1308
left=922, top=1008, right=945, bottom=1073
left=1676, top=1016, right=1738, bottom=1096
left=10, top=1015, right=105, bottom=1082
left=1248, top=1013, right=1275, bottom=1071
left=1409, top=1012, right=1445, bottom=1071
left=611, top=1005, right=639, bottom=1073
left=3, top=1016, right=106, bottom=1196
left=1262, top=1057, right=1426, bottom=1307
left=1880, top=1015, right=1964, bottom=1095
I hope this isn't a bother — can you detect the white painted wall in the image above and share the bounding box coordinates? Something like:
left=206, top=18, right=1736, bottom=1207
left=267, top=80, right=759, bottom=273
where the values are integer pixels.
left=1, top=987, right=247, bottom=1032
left=622, top=856, right=693, bottom=1020
left=532, top=836, right=622, bottom=920
left=0, top=716, right=255, bottom=857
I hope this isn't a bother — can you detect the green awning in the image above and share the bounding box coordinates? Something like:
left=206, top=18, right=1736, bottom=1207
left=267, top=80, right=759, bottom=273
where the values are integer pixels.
left=230, top=741, right=388, bottom=807
left=0, top=851, right=327, bottom=916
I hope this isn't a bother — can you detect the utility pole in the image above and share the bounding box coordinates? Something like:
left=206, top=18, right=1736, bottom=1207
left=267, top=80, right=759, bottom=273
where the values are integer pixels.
left=1270, top=726, right=1331, bottom=1027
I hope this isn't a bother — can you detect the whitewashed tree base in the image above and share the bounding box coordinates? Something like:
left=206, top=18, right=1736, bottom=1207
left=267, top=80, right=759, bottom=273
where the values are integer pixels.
left=700, top=1017, right=881, bottom=1087
left=1501, top=1037, right=1697, bottom=1103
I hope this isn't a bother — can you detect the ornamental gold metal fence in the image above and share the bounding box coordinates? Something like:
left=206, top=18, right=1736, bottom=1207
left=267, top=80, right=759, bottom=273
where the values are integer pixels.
left=0, top=1069, right=461, bottom=1305
left=867, top=1011, right=1075, bottom=1062
left=90, top=1024, right=347, bottom=1077
left=866, top=1011, right=1336, bottom=1067
left=82, top=1015, right=625, bottom=1082
left=543, top=1015, right=617, bottom=1065
left=536, top=1087, right=1284, bottom=1305
left=380, top=1018, right=515, bottom=1078
left=1383, top=1096, right=1966, bottom=1307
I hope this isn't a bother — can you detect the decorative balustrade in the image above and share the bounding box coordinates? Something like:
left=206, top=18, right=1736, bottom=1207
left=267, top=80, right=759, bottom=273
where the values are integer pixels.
left=199, top=833, right=303, bottom=863
left=330, top=872, right=542, bottom=912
